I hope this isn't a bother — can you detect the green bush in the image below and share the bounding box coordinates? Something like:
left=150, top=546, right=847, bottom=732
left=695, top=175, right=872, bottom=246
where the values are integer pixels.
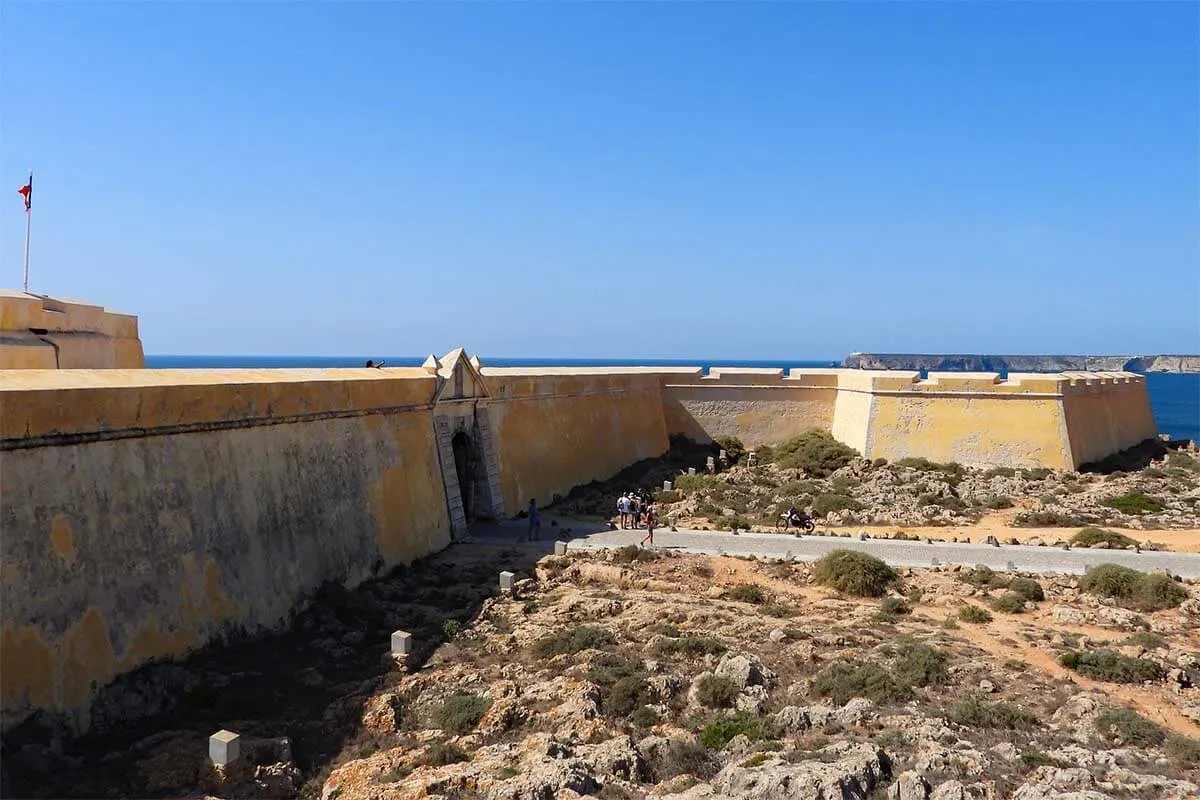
left=1095, top=707, right=1165, bottom=746
left=1007, top=577, right=1045, bottom=602
left=675, top=474, right=719, bottom=493
left=533, top=625, right=615, bottom=657
left=442, top=619, right=461, bottom=641
left=740, top=753, right=770, bottom=768
left=982, top=495, right=1015, bottom=509
left=587, top=654, right=651, bottom=717
left=812, top=550, right=898, bottom=597
left=761, top=603, right=797, bottom=618
left=812, top=493, right=863, bottom=517
left=894, top=643, right=949, bottom=688
left=1101, top=492, right=1163, bottom=515
left=1165, top=734, right=1200, bottom=767
left=651, top=635, right=727, bottom=657
left=1019, top=751, right=1060, bottom=769
left=647, top=738, right=717, bottom=781
left=699, top=712, right=770, bottom=749
left=984, top=466, right=1017, bottom=478
left=1012, top=510, right=1085, bottom=527
left=958, top=566, right=1009, bottom=590
left=631, top=705, right=660, bottom=728
left=722, top=584, right=769, bottom=604
left=959, top=605, right=993, bottom=623
left=646, top=622, right=681, bottom=638
left=780, top=480, right=818, bottom=497
left=1058, top=650, right=1163, bottom=684
left=991, top=592, right=1027, bottom=614
left=766, top=430, right=859, bottom=477
left=713, top=514, right=756, bottom=532
left=418, top=741, right=470, bottom=766
left=1079, top=563, right=1141, bottom=599
left=654, top=489, right=682, bottom=504
left=947, top=696, right=1038, bottom=730
left=1079, top=564, right=1188, bottom=611
left=613, top=544, right=661, bottom=564
left=831, top=475, right=862, bottom=494
left=714, top=435, right=746, bottom=464
left=1131, top=573, right=1188, bottom=612
left=695, top=674, right=740, bottom=708
left=872, top=457, right=888, bottom=468
left=434, top=694, right=492, bottom=734
left=880, top=597, right=911, bottom=617
left=1119, top=631, right=1166, bottom=649
left=1072, top=527, right=1139, bottom=548
left=811, top=660, right=915, bottom=706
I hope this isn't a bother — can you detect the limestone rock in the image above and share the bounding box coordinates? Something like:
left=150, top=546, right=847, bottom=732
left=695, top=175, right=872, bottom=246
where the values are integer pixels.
left=659, top=741, right=889, bottom=799
left=714, top=652, right=774, bottom=689
left=888, top=771, right=931, bottom=800
left=930, top=780, right=968, bottom=800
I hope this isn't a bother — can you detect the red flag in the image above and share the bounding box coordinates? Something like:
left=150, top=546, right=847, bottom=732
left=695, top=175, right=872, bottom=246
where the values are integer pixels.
left=17, top=176, right=31, bottom=212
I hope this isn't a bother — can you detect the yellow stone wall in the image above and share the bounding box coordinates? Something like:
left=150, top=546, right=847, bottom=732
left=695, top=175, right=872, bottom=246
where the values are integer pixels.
left=1061, top=372, right=1159, bottom=467
left=0, top=290, right=144, bottom=369
left=482, top=368, right=672, bottom=514
left=0, top=368, right=448, bottom=731
left=661, top=369, right=839, bottom=447
left=656, top=367, right=1157, bottom=470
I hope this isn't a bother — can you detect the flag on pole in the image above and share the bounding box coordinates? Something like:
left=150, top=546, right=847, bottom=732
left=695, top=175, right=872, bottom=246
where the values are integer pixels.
left=18, top=175, right=31, bottom=212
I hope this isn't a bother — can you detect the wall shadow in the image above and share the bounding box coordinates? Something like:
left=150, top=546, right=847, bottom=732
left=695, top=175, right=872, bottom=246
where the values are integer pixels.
left=0, top=543, right=547, bottom=799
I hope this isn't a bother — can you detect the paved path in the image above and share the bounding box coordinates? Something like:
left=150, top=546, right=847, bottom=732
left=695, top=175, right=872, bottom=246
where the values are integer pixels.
left=467, top=522, right=1200, bottom=579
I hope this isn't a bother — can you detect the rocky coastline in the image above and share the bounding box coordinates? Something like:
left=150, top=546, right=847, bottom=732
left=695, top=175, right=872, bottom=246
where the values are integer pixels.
left=841, top=353, right=1200, bottom=373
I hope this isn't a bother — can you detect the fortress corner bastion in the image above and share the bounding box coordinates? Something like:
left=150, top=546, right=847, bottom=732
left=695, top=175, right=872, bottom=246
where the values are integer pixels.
left=0, top=293, right=1161, bottom=732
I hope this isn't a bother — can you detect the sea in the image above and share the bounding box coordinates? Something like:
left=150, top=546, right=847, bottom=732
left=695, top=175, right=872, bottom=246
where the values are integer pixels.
left=144, top=355, right=1200, bottom=444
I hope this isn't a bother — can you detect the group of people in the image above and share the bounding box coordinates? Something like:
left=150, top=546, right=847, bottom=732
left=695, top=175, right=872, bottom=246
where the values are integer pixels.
left=616, top=491, right=657, bottom=547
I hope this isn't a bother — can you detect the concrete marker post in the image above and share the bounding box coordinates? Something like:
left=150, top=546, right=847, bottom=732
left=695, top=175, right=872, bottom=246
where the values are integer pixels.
left=500, top=571, right=515, bottom=595
left=391, top=630, right=413, bottom=656
left=209, top=730, right=241, bottom=767
left=554, top=540, right=567, bottom=556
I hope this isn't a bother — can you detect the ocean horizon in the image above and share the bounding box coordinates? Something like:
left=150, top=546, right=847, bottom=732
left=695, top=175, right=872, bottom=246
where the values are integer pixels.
left=145, top=355, right=1199, bottom=444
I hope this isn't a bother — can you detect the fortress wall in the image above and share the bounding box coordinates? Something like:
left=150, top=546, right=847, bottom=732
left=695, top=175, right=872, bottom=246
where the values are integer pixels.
left=863, top=372, right=1074, bottom=469
left=1061, top=373, right=1159, bottom=467
left=0, top=369, right=449, bottom=731
left=482, top=368, right=674, bottom=513
left=0, top=291, right=144, bottom=369
left=660, top=369, right=840, bottom=447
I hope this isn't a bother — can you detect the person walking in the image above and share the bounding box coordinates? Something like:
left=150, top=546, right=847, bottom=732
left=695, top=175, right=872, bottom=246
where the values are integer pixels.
left=527, top=498, right=542, bottom=542
left=640, top=505, right=656, bottom=549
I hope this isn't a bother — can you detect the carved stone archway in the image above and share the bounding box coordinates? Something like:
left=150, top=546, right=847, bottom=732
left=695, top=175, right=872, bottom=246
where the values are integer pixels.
left=429, top=349, right=505, bottom=540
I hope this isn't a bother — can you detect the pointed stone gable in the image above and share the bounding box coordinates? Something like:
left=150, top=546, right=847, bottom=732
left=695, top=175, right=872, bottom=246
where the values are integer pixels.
left=434, top=347, right=491, bottom=402
left=421, top=354, right=442, bottom=373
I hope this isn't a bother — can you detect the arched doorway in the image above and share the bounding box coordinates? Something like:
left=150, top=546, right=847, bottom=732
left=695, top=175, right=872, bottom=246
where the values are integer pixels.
left=451, top=431, right=475, bottom=521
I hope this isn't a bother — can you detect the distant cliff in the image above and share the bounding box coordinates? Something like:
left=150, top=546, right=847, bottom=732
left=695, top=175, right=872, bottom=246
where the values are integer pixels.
left=841, top=353, right=1200, bottom=374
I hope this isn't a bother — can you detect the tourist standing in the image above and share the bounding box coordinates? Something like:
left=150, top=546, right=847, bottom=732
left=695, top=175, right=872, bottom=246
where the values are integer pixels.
left=527, top=498, right=541, bottom=542
left=616, top=494, right=627, bottom=529
left=640, top=505, right=656, bottom=548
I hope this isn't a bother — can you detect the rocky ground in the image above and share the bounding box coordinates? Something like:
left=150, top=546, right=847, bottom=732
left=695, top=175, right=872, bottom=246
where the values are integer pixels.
left=308, top=548, right=1200, bottom=800
left=5, top=545, right=1199, bottom=800
left=552, top=436, right=1200, bottom=541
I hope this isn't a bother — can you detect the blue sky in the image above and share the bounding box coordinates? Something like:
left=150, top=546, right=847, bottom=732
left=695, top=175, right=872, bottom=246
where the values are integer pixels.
left=1, top=2, right=1196, bottom=359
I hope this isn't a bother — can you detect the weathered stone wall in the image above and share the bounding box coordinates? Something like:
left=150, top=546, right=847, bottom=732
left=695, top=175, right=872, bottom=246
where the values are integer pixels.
left=482, top=368, right=673, bottom=514
left=0, top=290, right=144, bottom=369
left=1061, top=372, right=1160, bottom=466
left=864, top=372, right=1075, bottom=469
left=0, top=369, right=448, bottom=731
left=661, top=369, right=838, bottom=447
left=657, top=368, right=1157, bottom=470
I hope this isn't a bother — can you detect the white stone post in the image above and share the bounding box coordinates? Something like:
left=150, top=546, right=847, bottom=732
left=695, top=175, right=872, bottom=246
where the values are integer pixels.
left=391, top=630, right=413, bottom=656
left=209, top=730, right=241, bottom=767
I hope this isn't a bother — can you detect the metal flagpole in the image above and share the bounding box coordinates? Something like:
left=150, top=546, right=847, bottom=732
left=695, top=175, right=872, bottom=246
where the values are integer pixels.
left=21, top=170, right=32, bottom=294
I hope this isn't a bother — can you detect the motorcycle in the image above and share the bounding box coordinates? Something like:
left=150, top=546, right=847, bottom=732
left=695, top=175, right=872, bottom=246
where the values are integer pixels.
left=776, top=512, right=815, bottom=534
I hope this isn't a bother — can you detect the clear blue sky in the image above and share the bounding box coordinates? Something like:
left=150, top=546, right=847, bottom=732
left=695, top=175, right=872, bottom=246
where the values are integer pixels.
left=2, top=2, right=1196, bottom=359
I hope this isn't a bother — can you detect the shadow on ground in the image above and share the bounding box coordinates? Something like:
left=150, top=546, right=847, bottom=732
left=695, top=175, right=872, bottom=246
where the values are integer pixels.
left=0, top=540, right=551, bottom=800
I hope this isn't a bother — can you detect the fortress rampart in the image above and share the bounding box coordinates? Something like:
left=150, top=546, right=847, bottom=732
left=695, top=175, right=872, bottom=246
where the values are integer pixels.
left=659, top=367, right=1157, bottom=470
left=0, top=297, right=1161, bottom=732
left=0, top=291, right=144, bottom=369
